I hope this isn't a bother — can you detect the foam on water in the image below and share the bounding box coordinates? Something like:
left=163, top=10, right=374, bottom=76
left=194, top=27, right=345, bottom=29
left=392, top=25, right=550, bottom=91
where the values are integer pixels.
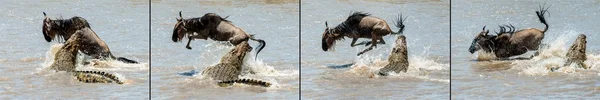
left=474, top=51, right=497, bottom=61
left=501, top=31, right=600, bottom=76
left=37, top=44, right=148, bottom=83
left=346, top=42, right=449, bottom=83
left=191, top=41, right=297, bottom=88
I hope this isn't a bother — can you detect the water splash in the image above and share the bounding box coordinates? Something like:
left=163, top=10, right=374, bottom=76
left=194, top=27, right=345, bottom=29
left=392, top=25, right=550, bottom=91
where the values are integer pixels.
left=346, top=42, right=449, bottom=83
left=191, top=41, right=297, bottom=88
left=474, top=51, right=497, bottom=61
left=37, top=44, right=148, bottom=83
left=509, top=31, right=600, bottom=76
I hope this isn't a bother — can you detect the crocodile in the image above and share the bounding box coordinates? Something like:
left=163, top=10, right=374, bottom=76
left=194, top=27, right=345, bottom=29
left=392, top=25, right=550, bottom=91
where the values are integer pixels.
left=548, top=34, right=588, bottom=71
left=563, top=34, right=588, bottom=70
left=378, top=35, right=409, bottom=76
left=200, top=41, right=271, bottom=87
left=42, top=12, right=138, bottom=64
left=49, top=28, right=123, bottom=84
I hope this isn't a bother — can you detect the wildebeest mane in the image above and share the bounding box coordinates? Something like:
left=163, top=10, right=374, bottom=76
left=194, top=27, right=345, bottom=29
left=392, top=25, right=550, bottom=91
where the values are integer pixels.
left=494, top=24, right=516, bottom=36
left=43, top=13, right=92, bottom=42
left=332, top=12, right=371, bottom=34
left=51, top=16, right=91, bottom=30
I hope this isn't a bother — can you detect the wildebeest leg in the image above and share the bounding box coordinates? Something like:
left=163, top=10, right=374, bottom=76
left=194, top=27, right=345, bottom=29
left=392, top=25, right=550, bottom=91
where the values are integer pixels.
left=350, top=38, right=359, bottom=47
left=185, top=35, right=208, bottom=49
left=363, top=38, right=386, bottom=46
left=378, top=38, right=386, bottom=44
left=357, top=35, right=379, bottom=56
left=355, top=40, right=372, bottom=46
left=185, top=37, right=193, bottom=49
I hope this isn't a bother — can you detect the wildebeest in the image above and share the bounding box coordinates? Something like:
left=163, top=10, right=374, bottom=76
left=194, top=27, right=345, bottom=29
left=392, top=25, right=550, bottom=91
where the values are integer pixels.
left=42, top=12, right=138, bottom=64
left=321, top=12, right=406, bottom=56
left=468, top=5, right=549, bottom=58
left=172, top=11, right=266, bottom=60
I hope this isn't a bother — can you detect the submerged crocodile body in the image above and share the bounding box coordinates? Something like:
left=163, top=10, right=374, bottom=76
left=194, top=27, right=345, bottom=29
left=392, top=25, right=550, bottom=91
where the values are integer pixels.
left=49, top=28, right=123, bottom=84
left=201, top=41, right=271, bottom=87
left=378, top=35, right=409, bottom=76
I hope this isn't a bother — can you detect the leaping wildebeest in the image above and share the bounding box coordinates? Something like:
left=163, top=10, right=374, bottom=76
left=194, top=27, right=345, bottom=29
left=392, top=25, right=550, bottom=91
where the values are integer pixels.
left=42, top=12, right=138, bottom=64
left=321, top=12, right=406, bottom=56
left=172, top=11, right=266, bottom=60
left=468, top=5, right=550, bottom=58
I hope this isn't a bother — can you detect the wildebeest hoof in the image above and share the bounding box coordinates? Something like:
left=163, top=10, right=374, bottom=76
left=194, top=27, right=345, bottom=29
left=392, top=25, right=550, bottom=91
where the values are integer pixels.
left=364, top=42, right=371, bottom=47
left=356, top=52, right=364, bottom=56
left=186, top=46, right=192, bottom=49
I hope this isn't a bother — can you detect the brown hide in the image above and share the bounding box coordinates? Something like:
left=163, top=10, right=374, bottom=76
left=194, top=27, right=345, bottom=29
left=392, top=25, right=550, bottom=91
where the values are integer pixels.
left=76, top=28, right=113, bottom=59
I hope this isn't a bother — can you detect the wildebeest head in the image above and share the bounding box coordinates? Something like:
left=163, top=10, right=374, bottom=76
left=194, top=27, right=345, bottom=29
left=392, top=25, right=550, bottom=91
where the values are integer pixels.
left=42, top=12, right=66, bottom=42
left=321, top=21, right=344, bottom=51
left=42, top=12, right=90, bottom=42
left=468, top=26, right=495, bottom=54
left=172, top=11, right=189, bottom=42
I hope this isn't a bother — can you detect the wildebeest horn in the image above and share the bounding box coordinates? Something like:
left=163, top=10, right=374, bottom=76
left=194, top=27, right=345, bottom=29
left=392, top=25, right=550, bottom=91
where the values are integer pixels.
left=179, top=11, right=182, bottom=18
left=484, top=30, right=490, bottom=35
left=325, top=21, right=329, bottom=28
left=43, top=12, right=46, bottom=17
left=509, top=24, right=515, bottom=32
left=482, top=26, right=486, bottom=31
left=497, top=25, right=504, bottom=34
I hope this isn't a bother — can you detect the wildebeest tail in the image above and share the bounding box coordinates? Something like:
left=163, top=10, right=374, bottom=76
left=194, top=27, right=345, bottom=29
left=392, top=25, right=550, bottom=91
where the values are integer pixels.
left=536, top=5, right=550, bottom=33
left=218, top=78, right=271, bottom=87
left=73, top=70, right=123, bottom=84
left=249, top=34, right=266, bottom=60
left=391, top=14, right=407, bottom=35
